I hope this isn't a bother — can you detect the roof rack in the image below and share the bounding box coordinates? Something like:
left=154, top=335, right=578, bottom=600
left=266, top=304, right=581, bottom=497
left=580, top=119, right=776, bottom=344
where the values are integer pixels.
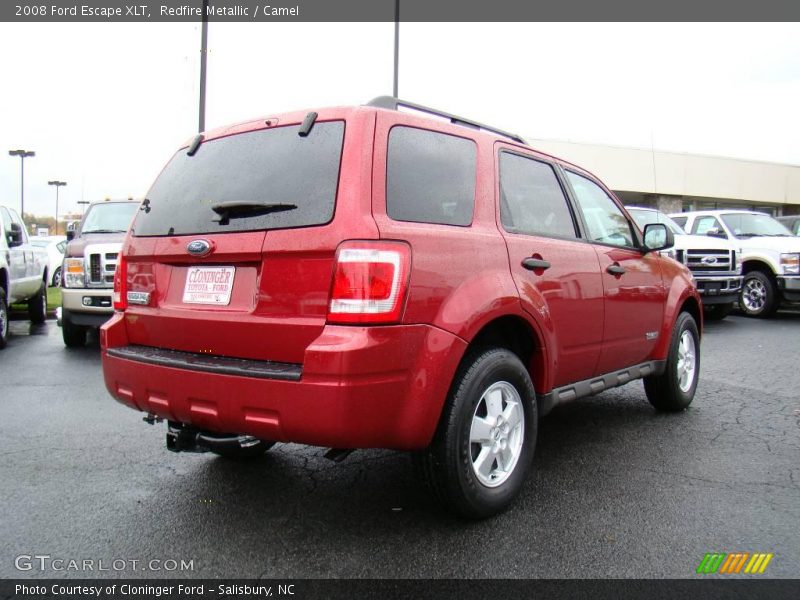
left=366, top=96, right=527, bottom=145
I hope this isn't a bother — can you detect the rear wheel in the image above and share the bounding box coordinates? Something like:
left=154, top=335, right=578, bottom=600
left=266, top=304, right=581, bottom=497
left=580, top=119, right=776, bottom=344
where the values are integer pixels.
left=0, top=289, right=9, bottom=349
left=703, top=302, right=734, bottom=321
left=62, top=315, right=88, bottom=348
left=52, top=267, right=62, bottom=288
left=28, top=280, right=47, bottom=324
left=740, top=271, right=778, bottom=318
left=414, top=348, right=537, bottom=519
left=644, top=312, right=700, bottom=411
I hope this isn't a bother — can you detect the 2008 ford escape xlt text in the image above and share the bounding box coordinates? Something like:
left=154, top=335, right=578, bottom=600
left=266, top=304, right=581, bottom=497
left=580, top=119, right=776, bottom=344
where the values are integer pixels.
left=100, top=97, right=702, bottom=518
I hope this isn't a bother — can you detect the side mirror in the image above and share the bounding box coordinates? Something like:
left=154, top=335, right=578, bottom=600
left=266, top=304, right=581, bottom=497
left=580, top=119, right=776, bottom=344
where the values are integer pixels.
left=706, top=227, right=727, bottom=239
left=643, top=223, right=674, bottom=252
left=7, top=222, right=23, bottom=247
left=66, top=229, right=75, bottom=241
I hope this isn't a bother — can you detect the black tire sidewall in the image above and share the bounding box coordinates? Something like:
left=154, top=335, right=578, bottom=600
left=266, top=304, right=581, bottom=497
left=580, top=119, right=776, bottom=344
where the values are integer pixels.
left=665, top=312, right=700, bottom=406
left=0, top=289, right=8, bottom=348
left=449, top=349, right=537, bottom=517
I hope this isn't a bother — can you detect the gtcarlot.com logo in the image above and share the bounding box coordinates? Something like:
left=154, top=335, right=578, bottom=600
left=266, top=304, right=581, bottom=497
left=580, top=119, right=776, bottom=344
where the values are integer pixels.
left=696, top=552, right=774, bottom=574
left=15, top=554, right=195, bottom=572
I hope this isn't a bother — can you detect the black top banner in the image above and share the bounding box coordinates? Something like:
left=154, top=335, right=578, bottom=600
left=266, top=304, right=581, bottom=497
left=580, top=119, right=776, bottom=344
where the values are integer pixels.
left=3, top=0, right=800, bottom=22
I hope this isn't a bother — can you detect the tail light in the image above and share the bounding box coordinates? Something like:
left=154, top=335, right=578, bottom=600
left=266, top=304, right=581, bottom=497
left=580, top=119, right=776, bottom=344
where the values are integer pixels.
left=327, top=241, right=411, bottom=324
left=113, top=254, right=127, bottom=311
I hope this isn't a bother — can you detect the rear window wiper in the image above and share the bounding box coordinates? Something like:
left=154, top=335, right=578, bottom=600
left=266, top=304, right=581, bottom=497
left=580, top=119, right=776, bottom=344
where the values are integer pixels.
left=211, top=201, right=298, bottom=223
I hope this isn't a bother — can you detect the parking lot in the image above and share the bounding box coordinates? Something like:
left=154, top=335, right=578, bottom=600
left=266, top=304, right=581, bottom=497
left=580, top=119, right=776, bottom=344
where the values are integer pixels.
left=1, top=310, right=798, bottom=579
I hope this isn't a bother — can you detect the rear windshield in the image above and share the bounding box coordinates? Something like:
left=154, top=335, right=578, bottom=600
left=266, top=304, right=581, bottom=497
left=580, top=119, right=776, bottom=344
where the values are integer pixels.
left=132, top=121, right=345, bottom=237
left=81, top=202, right=140, bottom=234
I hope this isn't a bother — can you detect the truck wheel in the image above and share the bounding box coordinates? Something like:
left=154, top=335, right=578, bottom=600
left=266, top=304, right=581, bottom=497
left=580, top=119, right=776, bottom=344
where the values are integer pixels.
left=644, top=312, right=700, bottom=412
left=62, top=316, right=87, bottom=348
left=703, top=302, right=734, bottom=321
left=210, top=440, right=275, bottom=460
left=28, top=281, right=47, bottom=324
left=52, top=267, right=62, bottom=288
left=740, top=271, right=778, bottom=318
left=0, top=289, right=8, bottom=349
left=414, top=348, right=537, bottom=519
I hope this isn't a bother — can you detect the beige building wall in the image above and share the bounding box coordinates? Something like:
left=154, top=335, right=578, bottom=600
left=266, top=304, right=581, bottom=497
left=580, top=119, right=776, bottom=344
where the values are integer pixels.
left=528, top=138, right=800, bottom=213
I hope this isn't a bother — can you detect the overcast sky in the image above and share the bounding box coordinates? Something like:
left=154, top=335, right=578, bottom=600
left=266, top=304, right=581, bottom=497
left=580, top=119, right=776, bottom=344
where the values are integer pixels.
left=1, top=22, right=799, bottom=218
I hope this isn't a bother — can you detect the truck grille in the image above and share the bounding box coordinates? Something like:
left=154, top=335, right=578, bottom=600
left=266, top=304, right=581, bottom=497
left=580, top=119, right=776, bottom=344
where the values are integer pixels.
left=87, top=251, right=118, bottom=287
left=685, top=249, right=733, bottom=273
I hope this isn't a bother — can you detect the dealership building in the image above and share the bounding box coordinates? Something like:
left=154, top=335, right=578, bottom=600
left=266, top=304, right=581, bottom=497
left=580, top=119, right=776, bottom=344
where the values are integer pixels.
left=529, top=139, right=800, bottom=217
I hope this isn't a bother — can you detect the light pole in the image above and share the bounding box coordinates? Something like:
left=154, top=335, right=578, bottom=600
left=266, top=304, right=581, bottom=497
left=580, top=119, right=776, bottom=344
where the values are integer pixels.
left=199, top=0, right=209, bottom=133
left=8, top=149, right=35, bottom=218
left=48, top=181, right=67, bottom=235
left=393, top=0, right=400, bottom=97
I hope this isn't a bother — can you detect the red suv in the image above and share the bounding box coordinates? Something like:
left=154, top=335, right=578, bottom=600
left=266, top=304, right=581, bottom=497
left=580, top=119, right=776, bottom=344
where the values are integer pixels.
left=101, top=98, right=701, bottom=518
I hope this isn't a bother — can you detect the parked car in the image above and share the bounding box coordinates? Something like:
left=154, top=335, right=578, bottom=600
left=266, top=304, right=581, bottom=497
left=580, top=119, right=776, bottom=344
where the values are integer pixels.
left=59, top=199, right=140, bottom=347
left=30, top=235, right=67, bottom=287
left=627, top=207, right=742, bottom=320
left=0, top=206, right=49, bottom=349
left=671, top=210, right=800, bottom=317
left=776, top=215, right=800, bottom=236
left=101, top=98, right=701, bottom=518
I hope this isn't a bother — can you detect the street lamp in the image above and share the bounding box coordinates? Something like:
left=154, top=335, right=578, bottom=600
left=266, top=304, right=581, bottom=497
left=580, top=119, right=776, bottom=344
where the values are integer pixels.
left=8, top=149, right=35, bottom=217
left=47, top=180, right=67, bottom=235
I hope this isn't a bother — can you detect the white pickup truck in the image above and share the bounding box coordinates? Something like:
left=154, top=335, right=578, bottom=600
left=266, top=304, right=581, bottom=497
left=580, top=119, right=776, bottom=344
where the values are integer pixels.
left=0, top=205, right=49, bottom=349
left=671, top=209, right=800, bottom=318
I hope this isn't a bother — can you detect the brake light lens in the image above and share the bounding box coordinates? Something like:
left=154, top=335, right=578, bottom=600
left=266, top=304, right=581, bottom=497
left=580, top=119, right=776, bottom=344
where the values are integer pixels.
left=113, top=254, right=127, bottom=311
left=327, top=241, right=411, bottom=324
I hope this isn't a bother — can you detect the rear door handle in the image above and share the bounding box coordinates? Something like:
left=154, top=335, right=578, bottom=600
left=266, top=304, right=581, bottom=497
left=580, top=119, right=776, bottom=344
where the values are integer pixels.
left=607, top=263, right=626, bottom=276
left=522, top=257, right=551, bottom=271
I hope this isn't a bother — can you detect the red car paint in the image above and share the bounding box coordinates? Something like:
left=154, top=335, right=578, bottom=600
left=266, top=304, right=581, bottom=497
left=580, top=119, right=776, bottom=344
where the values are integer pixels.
left=101, top=104, right=700, bottom=450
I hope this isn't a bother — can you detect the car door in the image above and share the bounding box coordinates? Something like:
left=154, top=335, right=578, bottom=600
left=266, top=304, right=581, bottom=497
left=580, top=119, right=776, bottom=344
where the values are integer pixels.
left=497, top=148, right=604, bottom=387
left=691, top=215, right=729, bottom=239
left=563, top=170, right=667, bottom=374
left=1, top=207, right=31, bottom=302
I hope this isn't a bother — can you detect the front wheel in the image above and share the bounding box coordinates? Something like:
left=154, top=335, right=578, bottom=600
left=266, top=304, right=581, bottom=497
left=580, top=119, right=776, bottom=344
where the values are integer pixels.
left=0, top=289, right=9, bottom=349
left=644, top=312, right=700, bottom=411
left=703, top=302, right=734, bottom=321
left=62, top=316, right=88, bottom=348
left=414, top=348, right=537, bottom=519
left=740, top=271, right=778, bottom=318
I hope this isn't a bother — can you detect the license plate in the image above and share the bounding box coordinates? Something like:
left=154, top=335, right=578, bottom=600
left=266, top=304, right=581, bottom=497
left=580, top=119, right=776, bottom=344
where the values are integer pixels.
left=705, top=282, right=721, bottom=295
left=182, top=266, right=235, bottom=305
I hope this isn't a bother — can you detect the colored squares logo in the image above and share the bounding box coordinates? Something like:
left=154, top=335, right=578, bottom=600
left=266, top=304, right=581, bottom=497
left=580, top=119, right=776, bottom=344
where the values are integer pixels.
left=697, top=552, right=774, bottom=574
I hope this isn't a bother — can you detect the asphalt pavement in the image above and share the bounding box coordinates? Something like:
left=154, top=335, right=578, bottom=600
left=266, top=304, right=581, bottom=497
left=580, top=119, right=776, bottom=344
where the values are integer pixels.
left=1, top=310, right=798, bottom=578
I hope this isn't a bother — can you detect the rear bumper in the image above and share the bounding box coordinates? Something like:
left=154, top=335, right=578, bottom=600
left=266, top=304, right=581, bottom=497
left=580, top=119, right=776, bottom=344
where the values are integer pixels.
left=100, top=313, right=467, bottom=450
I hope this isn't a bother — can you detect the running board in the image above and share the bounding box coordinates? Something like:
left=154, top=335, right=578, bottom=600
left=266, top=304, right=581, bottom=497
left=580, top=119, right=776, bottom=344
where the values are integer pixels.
left=537, top=360, right=666, bottom=416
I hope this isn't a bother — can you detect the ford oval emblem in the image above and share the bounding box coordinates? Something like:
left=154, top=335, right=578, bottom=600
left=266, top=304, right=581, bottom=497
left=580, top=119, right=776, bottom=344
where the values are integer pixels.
left=701, top=256, right=718, bottom=265
left=187, top=239, right=212, bottom=256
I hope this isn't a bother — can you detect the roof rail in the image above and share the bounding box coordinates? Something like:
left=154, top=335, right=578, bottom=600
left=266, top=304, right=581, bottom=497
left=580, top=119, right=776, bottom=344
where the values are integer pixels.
left=366, top=96, right=527, bottom=145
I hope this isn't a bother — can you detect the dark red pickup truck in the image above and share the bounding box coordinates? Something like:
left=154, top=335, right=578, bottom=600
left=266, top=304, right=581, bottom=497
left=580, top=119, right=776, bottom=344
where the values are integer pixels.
left=101, top=98, right=701, bottom=518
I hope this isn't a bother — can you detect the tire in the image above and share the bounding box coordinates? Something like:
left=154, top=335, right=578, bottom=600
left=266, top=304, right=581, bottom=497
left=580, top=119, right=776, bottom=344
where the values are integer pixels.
left=52, top=267, right=62, bottom=288
left=414, top=348, right=537, bottom=519
left=0, top=289, right=9, bottom=350
left=703, top=302, right=734, bottom=321
left=644, top=312, right=700, bottom=412
left=210, top=439, right=275, bottom=460
left=739, top=271, right=778, bottom=318
left=28, top=280, right=47, bottom=324
left=62, top=315, right=88, bottom=348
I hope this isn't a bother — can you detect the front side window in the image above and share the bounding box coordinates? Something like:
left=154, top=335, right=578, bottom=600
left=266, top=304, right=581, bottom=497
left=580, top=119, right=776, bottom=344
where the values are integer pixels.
left=566, top=171, right=634, bottom=248
left=499, top=152, right=577, bottom=238
left=692, top=216, right=726, bottom=237
left=386, top=126, right=476, bottom=226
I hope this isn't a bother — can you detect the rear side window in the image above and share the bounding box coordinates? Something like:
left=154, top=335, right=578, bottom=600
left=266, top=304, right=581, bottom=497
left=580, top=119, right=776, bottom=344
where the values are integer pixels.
left=386, top=126, right=476, bottom=226
left=499, top=152, right=577, bottom=238
left=133, top=121, right=345, bottom=237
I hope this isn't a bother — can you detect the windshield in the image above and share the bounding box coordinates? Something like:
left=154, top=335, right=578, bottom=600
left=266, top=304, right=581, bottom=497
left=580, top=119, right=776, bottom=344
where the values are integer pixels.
left=720, top=213, right=793, bottom=238
left=81, top=202, right=139, bottom=233
left=132, top=121, right=345, bottom=237
left=628, top=208, right=686, bottom=234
